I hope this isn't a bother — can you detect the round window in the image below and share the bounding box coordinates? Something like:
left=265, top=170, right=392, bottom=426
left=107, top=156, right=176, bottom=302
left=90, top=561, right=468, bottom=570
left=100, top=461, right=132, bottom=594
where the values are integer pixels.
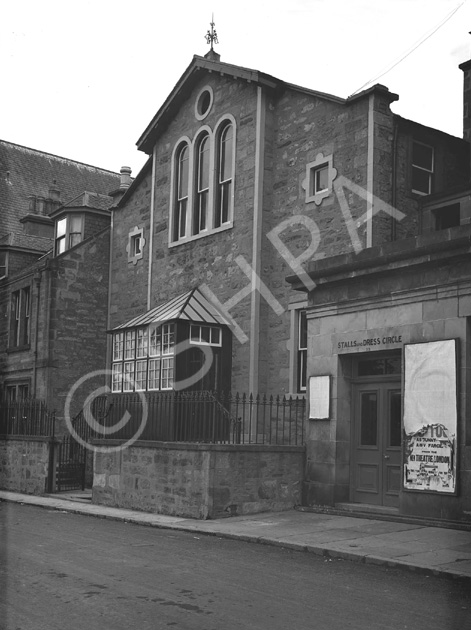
left=195, top=87, right=213, bottom=120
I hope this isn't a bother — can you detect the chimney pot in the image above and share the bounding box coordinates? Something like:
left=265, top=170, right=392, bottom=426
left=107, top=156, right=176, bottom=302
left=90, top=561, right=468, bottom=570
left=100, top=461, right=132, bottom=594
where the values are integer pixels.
left=48, top=185, right=61, bottom=202
left=120, top=166, right=132, bottom=190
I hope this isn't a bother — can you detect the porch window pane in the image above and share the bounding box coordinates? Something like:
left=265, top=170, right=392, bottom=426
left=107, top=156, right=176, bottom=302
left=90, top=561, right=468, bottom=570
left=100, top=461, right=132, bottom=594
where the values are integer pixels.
left=113, top=332, right=124, bottom=361
left=135, top=360, right=147, bottom=391
left=162, top=323, right=175, bottom=355
left=125, top=331, right=135, bottom=359
left=149, top=326, right=161, bottom=356
left=136, top=328, right=148, bottom=358
left=161, top=357, right=174, bottom=389
left=123, top=362, right=134, bottom=391
left=148, top=358, right=161, bottom=390
left=112, top=363, right=123, bottom=392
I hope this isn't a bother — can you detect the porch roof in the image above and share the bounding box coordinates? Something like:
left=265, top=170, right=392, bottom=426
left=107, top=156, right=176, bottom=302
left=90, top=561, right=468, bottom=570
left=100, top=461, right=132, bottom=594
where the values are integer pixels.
left=111, top=288, right=229, bottom=330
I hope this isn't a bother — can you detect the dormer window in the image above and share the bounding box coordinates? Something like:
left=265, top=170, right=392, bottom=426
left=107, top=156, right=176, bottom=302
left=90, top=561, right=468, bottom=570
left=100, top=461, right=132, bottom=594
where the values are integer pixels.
left=0, top=251, right=7, bottom=279
left=55, top=214, right=83, bottom=255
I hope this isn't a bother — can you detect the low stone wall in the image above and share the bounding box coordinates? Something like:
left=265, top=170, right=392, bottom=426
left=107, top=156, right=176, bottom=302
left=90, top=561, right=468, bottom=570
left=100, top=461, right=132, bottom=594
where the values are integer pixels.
left=92, top=441, right=305, bottom=519
left=0, top=436, right=53, bottom=495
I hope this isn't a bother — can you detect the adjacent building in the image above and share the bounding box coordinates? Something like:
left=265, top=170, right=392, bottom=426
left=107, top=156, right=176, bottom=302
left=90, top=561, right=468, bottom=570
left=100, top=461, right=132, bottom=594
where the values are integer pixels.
left=0, top=140, right=126, bottom=423
left=286, top=59, right=471, bottom=521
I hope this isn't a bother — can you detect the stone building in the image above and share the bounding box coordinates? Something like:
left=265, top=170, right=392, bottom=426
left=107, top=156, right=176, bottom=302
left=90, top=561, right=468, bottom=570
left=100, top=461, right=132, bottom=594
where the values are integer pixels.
left=286, top=58, right=471, bottom=522
left=108, top=48, right=468, bottom=407
left=0, top=140, right=125, bottom=422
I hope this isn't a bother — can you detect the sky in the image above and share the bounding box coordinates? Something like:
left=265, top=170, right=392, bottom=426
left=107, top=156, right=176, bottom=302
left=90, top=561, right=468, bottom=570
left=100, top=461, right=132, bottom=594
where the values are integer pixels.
left=1, top=0, right=470, bottom=177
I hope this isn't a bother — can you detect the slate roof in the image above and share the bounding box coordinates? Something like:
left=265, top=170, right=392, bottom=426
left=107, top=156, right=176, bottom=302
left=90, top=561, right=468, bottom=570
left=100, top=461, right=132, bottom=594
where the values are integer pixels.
left=50, top=191, right=116, bottom=217
left=112, top=288, right=230, bottom=330
left=0, top=140, right=121, bottom=238
left=0, top=232, right=53, bottom=252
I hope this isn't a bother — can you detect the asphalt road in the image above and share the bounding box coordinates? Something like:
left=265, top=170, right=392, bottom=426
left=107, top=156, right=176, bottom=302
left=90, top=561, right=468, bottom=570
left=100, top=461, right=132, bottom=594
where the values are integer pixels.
left=0, top=502, right=470, bottom=630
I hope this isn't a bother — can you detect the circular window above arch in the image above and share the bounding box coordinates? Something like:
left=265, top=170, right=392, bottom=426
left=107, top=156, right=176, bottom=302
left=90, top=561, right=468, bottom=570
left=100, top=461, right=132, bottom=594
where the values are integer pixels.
left=195, top=86, right=213, bottom=121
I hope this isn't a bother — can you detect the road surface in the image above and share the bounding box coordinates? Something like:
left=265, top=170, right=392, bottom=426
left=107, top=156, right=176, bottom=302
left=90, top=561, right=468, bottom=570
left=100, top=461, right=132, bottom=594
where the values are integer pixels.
left=0, top=502, right=469, bottom=629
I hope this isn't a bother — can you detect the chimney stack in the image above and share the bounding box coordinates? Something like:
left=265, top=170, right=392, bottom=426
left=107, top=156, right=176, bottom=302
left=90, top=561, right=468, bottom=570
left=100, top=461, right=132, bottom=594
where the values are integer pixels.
left=120, top=166, right=132, bottom=190
left=459, top=59, right=471, bottom=142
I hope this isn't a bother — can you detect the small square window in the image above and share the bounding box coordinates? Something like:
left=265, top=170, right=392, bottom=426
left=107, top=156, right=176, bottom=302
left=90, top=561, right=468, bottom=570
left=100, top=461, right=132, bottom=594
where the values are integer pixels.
left=303, top=153, right=336, bottom=206
left=131, top=234, right=142, bottom=257
left=127, top=226, right=145, bottom=265
left=312, top=165, right=328, bottom=195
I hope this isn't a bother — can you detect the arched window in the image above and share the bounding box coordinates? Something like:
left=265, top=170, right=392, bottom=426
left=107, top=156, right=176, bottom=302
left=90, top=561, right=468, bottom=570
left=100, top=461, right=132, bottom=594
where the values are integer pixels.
left=193, top=134, right=210, bottom=235
left=215, top=123, right=233, bottom=228
left=173, top=144, right=189, bottom=241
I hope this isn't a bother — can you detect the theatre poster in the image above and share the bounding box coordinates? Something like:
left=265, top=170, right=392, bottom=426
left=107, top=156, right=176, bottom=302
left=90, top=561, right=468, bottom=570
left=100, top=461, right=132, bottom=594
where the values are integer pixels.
left=403, top=340, right=457, bottom=494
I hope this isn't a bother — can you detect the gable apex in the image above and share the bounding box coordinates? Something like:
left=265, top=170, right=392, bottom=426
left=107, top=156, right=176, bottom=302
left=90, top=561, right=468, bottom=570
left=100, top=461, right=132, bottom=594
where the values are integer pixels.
left=136, top=55, right=351, bottom=155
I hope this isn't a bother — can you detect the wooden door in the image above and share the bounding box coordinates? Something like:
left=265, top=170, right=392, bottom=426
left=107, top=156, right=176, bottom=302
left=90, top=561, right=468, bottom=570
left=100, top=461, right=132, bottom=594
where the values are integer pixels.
left=352, top=383, right=401, bottom=507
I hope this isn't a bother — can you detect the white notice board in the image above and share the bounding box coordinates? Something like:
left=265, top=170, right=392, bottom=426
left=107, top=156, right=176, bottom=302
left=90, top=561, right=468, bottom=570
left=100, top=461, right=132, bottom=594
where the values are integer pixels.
left=309, top=375, right=330, bottom=420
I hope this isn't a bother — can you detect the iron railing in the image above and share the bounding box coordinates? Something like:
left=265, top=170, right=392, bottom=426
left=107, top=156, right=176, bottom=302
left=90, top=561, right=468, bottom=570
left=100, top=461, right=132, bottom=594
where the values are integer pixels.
left=0, top=399, right=54, bottom=437
left=76, top=391, right=305, bottom=446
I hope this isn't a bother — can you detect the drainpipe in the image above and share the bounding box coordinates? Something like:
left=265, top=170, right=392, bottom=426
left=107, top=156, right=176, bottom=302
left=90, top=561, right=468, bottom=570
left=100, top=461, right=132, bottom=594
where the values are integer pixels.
left=32, top=268, right=42, bottom=397
left=391, top=119, right=399, bottom=240
left=106, top=208, right=115, bottom=389
left=147, top=146, right=158, bottom=311
left=366, top=93, right=374, bottom=248
left=248, top=86, right=266, bottom=395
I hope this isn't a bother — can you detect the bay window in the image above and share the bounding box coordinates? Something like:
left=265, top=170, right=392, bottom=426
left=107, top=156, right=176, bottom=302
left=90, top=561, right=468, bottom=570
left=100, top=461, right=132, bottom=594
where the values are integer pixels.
left=112, top=324, right=175, bottom=392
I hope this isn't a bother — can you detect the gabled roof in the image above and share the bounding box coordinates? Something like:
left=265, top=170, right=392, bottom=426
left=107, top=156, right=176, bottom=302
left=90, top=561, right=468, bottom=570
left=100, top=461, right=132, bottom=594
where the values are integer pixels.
left=112, top=288, right=230, bottom=330
left=137, top=54, right=347, bottom=154
left=0, top=140, right=121, bottom=238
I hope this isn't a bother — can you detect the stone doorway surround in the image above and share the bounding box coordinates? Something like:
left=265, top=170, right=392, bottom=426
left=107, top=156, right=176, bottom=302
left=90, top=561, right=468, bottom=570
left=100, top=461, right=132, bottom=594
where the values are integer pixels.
left=287, top=225, right=471, bottom=523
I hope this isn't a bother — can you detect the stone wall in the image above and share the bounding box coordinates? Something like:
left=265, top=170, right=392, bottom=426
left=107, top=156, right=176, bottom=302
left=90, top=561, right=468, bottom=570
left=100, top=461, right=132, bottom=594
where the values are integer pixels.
left=93, top=441, right=305, bottom=519
left=0, top=436, right=53, bottom=495
left=302, top=230, right=471, bottom=522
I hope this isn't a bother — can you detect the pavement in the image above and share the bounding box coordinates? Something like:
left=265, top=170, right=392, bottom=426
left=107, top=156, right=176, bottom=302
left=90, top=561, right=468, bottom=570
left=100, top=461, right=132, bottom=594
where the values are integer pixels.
left=1, top=489, right=471, bottom=580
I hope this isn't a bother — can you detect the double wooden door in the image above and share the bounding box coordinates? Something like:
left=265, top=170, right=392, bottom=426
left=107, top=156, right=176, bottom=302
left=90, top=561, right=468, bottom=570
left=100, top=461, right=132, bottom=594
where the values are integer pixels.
left=352, top=382, right=402, bottom=508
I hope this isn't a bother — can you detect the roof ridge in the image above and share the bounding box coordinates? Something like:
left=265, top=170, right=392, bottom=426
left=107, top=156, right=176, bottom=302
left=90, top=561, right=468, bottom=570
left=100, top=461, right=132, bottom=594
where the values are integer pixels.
left=0, top=139, right=120, bottom=176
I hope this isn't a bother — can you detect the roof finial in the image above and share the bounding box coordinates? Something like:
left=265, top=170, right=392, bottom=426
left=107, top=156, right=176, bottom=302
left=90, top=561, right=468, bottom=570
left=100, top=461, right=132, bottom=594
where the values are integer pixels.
left=205, top=14, right=218, bottom=51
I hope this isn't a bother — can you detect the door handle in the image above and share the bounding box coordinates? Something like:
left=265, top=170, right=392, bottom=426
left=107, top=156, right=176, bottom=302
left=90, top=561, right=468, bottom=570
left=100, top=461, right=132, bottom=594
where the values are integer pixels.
left=384, top=455, right=390, bottom=460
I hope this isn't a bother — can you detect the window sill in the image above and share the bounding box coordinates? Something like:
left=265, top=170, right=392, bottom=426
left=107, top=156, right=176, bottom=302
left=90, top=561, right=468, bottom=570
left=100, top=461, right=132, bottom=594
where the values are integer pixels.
left=168, top=222, right=233, bottom=248
left=7, top=344, right=31, bottom=354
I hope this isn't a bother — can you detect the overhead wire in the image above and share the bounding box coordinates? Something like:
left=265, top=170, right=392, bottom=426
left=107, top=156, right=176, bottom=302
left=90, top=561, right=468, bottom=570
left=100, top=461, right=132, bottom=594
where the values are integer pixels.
left=349, top=0, right=467, bottom=96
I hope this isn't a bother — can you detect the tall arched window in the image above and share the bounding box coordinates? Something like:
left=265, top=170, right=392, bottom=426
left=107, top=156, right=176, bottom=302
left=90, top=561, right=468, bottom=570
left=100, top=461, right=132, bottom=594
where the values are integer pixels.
left=215, top=123, right=233, bottom=228
left=173, top=144, right=189, bottom=241
left=193, top=134, right=210, bottom=235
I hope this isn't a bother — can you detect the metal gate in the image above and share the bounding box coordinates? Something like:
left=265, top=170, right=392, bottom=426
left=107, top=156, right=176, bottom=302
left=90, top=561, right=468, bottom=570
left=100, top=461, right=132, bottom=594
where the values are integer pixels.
left=56, top=435, right=86, bottom=492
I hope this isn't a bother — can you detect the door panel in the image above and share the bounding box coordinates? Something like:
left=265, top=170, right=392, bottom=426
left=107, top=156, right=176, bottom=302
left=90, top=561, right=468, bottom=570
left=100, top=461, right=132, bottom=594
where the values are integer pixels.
left=353, top=383, right=402, bottom=507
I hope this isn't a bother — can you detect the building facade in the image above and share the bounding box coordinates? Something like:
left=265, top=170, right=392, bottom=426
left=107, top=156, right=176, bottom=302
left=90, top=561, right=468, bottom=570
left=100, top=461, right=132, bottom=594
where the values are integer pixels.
left=0, top=140, right=125, bottom=426
left=108, top=50, right=468, bottom=408
left=286, top=58, right=471, bottom=522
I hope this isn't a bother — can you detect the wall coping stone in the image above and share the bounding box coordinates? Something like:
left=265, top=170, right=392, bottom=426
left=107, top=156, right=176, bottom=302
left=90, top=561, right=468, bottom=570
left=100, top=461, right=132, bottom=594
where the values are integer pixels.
left=0, top=435, right=59, bottom=444
left=91, top=439, right=305, bottom=453
left=288, top=225, right=471, bottom=290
